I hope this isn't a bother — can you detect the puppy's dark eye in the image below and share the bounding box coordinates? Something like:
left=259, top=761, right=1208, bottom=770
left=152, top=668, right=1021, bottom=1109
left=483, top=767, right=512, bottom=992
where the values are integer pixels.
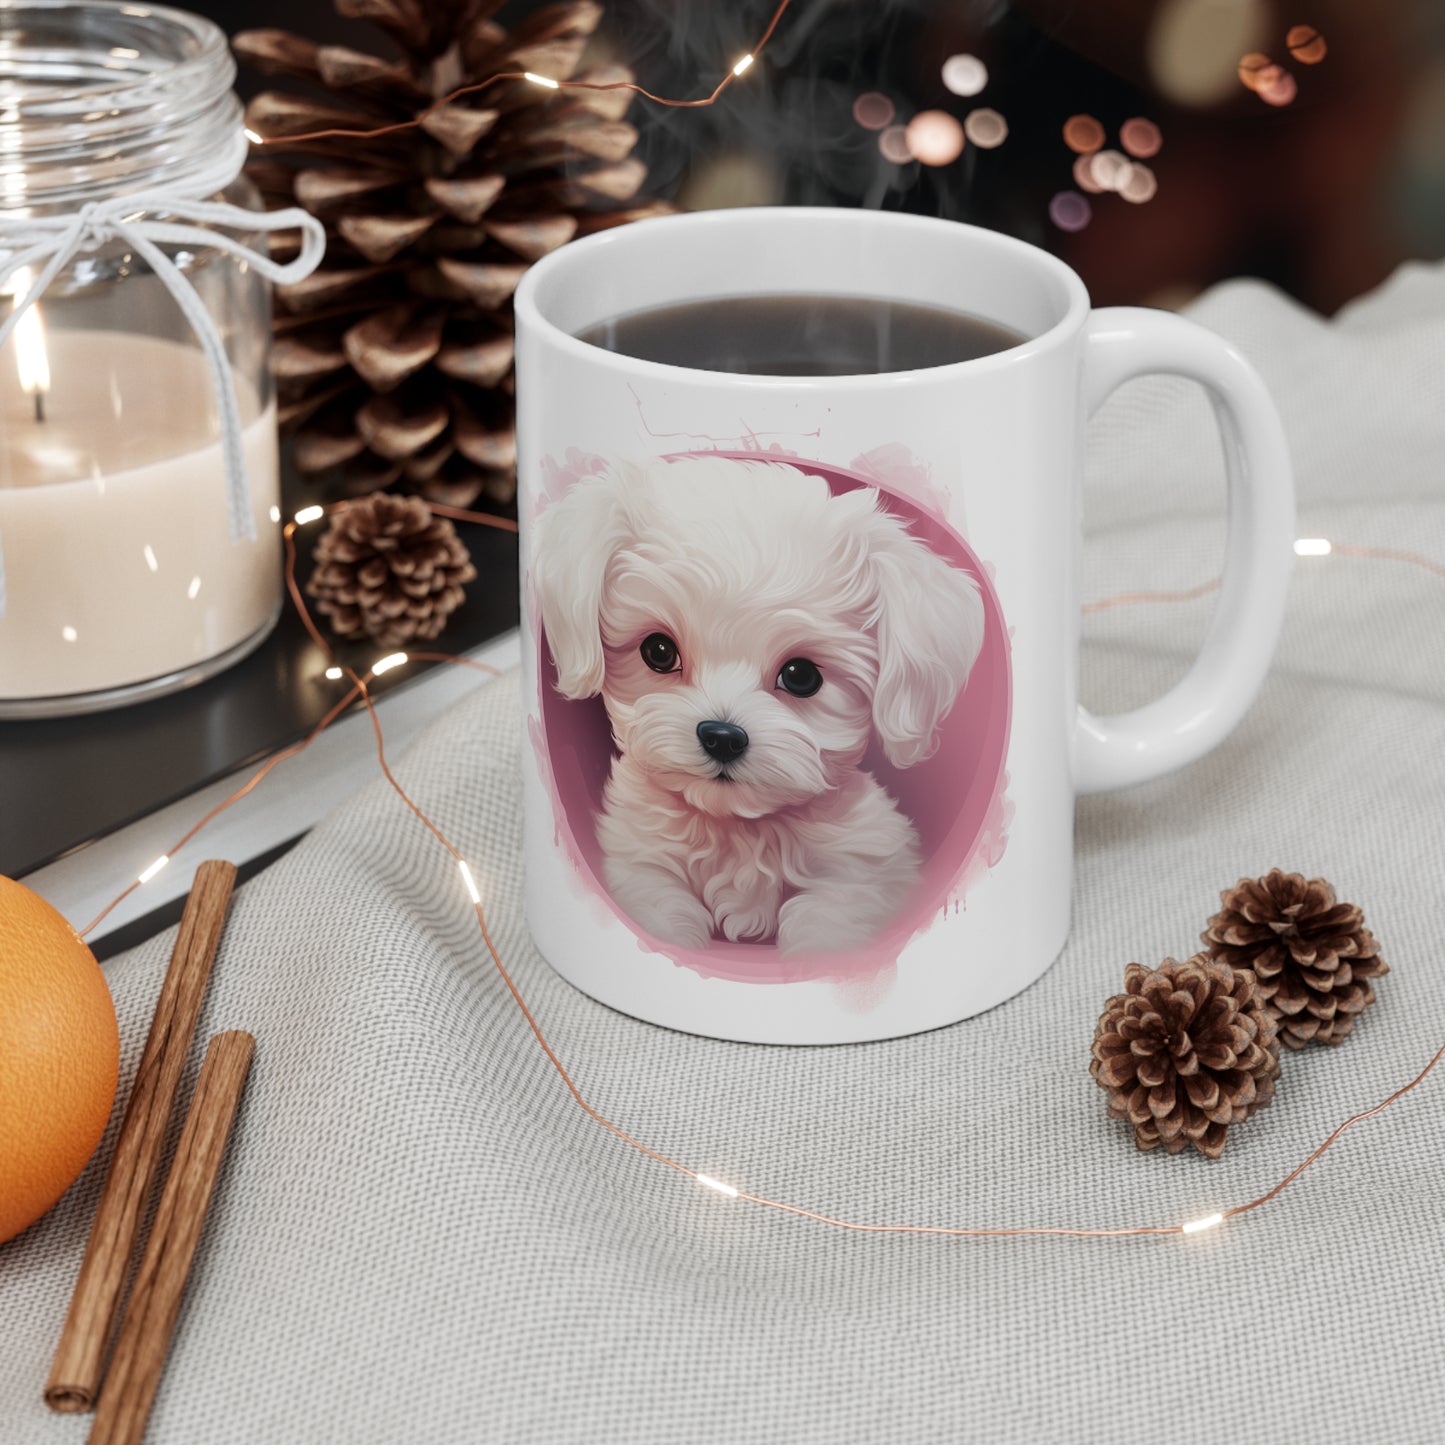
left=777, top=657, right=822, bottom=697
left=640, top=632, right=681, bottom=673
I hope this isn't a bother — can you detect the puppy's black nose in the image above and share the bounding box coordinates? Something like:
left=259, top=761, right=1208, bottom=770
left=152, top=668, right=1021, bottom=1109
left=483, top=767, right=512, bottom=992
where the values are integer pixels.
left=696, top=720, right=749, bottom=762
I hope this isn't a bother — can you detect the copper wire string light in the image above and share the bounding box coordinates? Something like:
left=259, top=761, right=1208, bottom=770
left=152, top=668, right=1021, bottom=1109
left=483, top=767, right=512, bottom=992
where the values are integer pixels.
left=1082, top=542, right=1445, bottom=617
left=74, top=498, right=1445, bottom=1243
left=246, top=0, right=796, bottom=148
left=63, top=0, right=1433, bottom=1245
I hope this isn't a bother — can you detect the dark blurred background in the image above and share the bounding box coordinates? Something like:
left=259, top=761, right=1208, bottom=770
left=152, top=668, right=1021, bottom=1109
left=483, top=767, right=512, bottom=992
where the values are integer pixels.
left=208, top=0, right=1445, bottom=315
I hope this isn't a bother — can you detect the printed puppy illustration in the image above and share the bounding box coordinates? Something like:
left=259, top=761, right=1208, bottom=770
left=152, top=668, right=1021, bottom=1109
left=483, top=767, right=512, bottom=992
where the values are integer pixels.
left=534, top=456, right=985, bottom=955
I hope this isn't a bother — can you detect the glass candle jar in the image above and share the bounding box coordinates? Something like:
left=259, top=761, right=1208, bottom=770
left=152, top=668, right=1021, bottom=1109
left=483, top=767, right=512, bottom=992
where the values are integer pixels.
left=0, top=1, right=290, bottom=716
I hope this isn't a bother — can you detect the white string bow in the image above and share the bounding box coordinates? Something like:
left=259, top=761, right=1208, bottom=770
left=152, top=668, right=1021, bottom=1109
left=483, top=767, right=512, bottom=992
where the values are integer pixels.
left=0, top=190, right=326, bottom=618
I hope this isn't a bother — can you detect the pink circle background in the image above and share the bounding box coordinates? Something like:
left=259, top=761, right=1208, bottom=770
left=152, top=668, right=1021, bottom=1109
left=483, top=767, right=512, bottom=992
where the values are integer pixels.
left=534, top=451, right=1013, bottom=985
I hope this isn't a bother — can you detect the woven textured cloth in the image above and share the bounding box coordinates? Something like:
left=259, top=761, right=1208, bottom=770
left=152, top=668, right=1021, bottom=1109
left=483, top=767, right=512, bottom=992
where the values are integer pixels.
left=3, top=264, right=1444, bottom=1444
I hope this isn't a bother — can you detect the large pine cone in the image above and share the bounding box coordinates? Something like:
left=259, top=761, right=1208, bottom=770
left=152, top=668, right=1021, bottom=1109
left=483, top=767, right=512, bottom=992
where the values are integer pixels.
left=307, top=493, right=476, bottom=646
left=235, top=0, right=668, bottom=510
left=1201, top=869, right=1388, bottom=1049
left=1091, top=956, right=1281, bottom=1159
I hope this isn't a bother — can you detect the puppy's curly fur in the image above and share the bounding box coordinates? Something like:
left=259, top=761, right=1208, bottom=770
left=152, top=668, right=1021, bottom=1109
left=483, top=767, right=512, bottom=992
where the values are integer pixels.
left=535, top=457, right=984, bottom=954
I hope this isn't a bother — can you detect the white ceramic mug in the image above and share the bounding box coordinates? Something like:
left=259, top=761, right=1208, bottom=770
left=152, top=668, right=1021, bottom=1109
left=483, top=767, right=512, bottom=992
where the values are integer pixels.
left=513, top=208, right=1293, bottom=1045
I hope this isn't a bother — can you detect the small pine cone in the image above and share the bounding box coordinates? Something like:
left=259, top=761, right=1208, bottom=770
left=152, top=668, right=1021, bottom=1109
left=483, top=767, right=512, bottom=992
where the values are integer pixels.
left=1201, top=870, right=1389, bottom=1050
left=1091, top=956, right=1281, bottom=1159
left=307, top=493, right=476, bottom=647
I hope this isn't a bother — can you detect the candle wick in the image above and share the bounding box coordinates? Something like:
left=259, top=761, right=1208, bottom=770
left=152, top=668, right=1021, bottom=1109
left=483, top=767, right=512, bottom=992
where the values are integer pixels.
left=33, top=390, right=45, bottom=423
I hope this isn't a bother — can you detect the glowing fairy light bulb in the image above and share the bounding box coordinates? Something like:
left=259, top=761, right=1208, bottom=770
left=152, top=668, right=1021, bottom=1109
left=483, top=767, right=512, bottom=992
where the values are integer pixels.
left=137, top=855, right=170, bottom=885
left=1294, top=538, right=1333, bottom=556
left=243, top=127, right=263, bottom=145
left=459, top=860, right=482, bottom=904
left=732, top=53, right=754, bottom=76
left=1181, top=1212, right=1224, bottom=1234
left=371, top=651, right=409, bottom=676
left=696, top=1173, right=740, bottom=1198
left=524, top=71, right=560, bottom=89
left=293, top=505, right=325, bottom=525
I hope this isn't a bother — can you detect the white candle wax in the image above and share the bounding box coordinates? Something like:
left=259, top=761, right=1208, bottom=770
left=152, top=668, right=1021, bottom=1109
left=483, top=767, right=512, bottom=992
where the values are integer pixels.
left=0, top=329, right=281, bottom=702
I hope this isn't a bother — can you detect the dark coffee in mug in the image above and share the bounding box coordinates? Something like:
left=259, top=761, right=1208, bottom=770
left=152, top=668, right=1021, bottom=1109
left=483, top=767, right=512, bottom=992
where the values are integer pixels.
left=576, top=294, right=1026, bottom=376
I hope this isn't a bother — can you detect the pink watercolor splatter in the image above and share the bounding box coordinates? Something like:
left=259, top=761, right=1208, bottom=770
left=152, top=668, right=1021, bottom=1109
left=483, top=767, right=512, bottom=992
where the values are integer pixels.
left=943, top=770, right=1015, bottom=915
left=535, top=447, right=608, bottom=523
left=629, top=383, right=821, bottom=453
left=848, top=441, right=952, bottom=516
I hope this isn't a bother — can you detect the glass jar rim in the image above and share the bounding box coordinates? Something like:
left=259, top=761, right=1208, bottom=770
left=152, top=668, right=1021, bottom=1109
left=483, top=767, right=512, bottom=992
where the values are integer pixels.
left=0, top=1, right=243, bottom=211
left=0, top=0, right=229, bottom=110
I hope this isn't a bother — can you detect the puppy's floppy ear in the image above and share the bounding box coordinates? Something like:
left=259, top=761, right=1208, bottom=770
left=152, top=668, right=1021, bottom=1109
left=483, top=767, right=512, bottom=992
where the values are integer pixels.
left=533, top=467, right=634, bottom=698
left=862, top=502, right=986, bottom=769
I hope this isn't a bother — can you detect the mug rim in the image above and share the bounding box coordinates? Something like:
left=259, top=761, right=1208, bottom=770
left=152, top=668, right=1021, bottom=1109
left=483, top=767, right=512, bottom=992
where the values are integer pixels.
left=515, top=206, right=1092, bottom=388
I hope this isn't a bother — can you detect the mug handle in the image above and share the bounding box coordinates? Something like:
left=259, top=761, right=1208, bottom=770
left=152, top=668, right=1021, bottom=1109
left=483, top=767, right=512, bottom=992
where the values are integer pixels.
left=1074, top=307, right=1295, bottom=794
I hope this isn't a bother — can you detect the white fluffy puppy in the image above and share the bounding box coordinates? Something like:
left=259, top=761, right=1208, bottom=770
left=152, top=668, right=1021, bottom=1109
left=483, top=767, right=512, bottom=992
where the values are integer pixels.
left=534, top=456, right=984, bottom=955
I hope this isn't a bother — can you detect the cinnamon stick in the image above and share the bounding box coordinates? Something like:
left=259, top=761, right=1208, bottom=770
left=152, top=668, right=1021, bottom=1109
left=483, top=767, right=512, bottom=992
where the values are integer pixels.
left=46, top=860, right=238, bottom=1413
left=87, top=1032, right=255, bottom=1445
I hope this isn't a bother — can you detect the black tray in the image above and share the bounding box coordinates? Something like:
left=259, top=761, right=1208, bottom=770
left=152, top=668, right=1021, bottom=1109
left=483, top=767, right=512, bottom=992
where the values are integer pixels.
left=0, top=519, right=519, bottom=881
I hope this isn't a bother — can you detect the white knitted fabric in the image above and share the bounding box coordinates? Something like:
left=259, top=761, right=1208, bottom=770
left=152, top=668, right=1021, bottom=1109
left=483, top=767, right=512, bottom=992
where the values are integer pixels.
left=3, top=263, right=1443, bottom=1444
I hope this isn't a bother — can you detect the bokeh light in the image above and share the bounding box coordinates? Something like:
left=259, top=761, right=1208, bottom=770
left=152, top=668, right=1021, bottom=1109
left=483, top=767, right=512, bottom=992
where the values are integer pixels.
left=1258, top=67, right=1298, bottom=106
left=1063, top=114, right=1106, bottom=154
left=1119, top=118, right=1163, bottom=159
left=905, top=109, right=965, bottom=166
left=1073, top=153, right=1105, bottom=194
left=878, top=125, right=913, bottom=163
left=1119, top=164, right=1159, bottom=204
left=1088, top=148, right=1132, bottom=192
left=941, top=53, right=988, bottom=97
left=1237, top=52, right=1273, bottom=91
left=1287, top=24, right=1327, bottom=64
left=901, top=109, right=971, bottom=165
left=1149, top=0, right=1269, bottom=107
left=1250, top=62, right=1285, bottom=95
left=1049, top=191, right=1093, bottom=232
left=963, top=107, right=1008, bottom=149
left=852, top=92, right=895, bottom=131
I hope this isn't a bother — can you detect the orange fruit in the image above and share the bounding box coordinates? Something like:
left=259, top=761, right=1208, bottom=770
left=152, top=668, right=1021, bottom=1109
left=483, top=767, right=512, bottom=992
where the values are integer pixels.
left=0, top=876, right=119, bottom=1245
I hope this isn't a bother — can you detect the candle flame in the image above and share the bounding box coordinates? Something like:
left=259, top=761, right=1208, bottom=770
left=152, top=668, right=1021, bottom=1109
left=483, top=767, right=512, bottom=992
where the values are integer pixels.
left=6, top=267, right=51, bottom=409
